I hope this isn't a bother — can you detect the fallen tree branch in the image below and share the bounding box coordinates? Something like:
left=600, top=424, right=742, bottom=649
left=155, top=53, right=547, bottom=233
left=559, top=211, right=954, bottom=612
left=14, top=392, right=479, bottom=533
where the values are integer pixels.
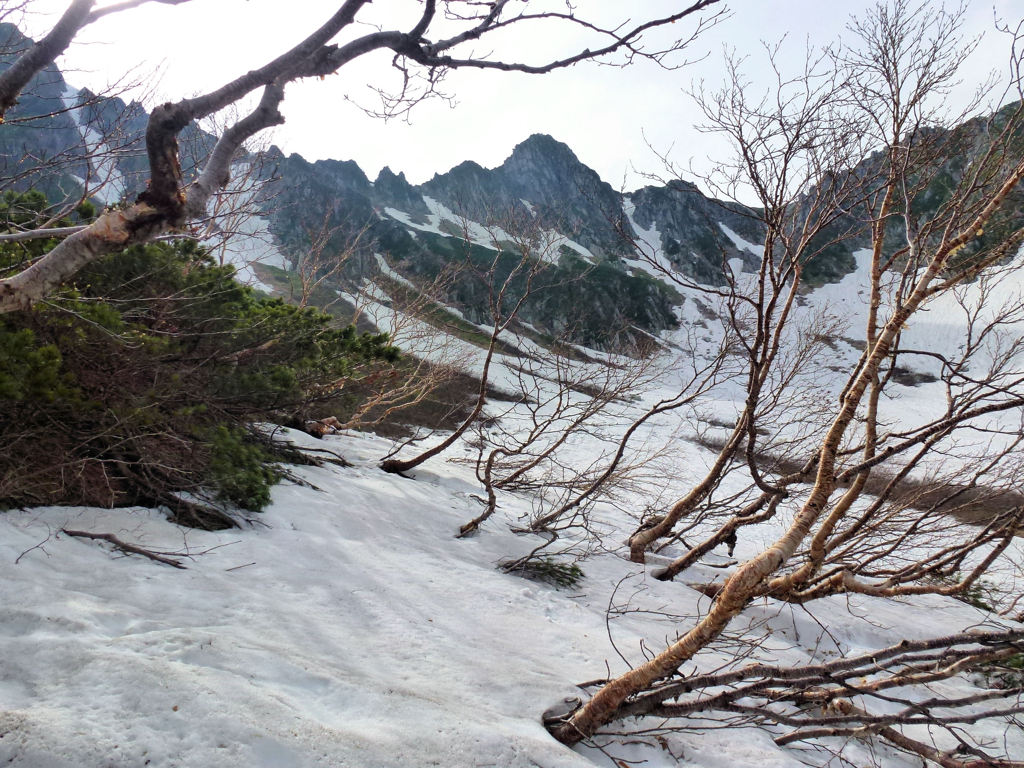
left=61, top=528, right=187, bottom=569
left=785, top=698, right=1024, bottom=768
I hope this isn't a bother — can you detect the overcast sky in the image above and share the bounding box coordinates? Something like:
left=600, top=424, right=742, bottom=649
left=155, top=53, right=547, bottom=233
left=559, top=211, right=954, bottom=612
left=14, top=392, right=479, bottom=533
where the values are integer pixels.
left=21, top=0, right=1022, bottom=193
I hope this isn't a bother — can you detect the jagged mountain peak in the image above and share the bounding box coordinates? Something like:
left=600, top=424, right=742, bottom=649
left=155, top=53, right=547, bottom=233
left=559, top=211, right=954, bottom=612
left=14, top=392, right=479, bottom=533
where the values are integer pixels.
left=504, top=133, right=581, bottom=166
left=499, top=132, right=616, bottom=202
left=422, top=135, right=578, bottom=183
left=288, top=155, right=372, bottom=197
left=665, top=178, right=702, bottom=195
left=374, top=165, right=428, bottom=217
left=418, top=133, right=630, bottom=258
left=374, top=166, right=407, bottom=184
left=0, top=21, right=31, bottom=49
left=423, top=159, right=488, bottom=186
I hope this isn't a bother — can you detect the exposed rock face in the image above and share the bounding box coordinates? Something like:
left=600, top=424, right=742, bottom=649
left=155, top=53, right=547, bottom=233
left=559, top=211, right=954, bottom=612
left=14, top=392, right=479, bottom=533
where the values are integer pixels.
left=629, top=180, right=764, bottom=283
left=0, top=23, right=88, bottom=201
left=267, top=152, right=381, bottom=275
left=374, top=167, right=430, bottom=219
left=420, top=134, right=631, bottom=258
left=19, top=18, right=961, bottom=350
left=0, top=22, right=213, bottom=205
left=261, top=135, right=686, bottom=348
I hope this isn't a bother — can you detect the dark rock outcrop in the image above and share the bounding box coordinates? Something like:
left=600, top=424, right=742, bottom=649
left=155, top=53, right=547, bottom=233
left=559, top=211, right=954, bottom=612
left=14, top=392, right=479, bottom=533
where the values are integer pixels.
left=420, top=134, right=631, bottom=259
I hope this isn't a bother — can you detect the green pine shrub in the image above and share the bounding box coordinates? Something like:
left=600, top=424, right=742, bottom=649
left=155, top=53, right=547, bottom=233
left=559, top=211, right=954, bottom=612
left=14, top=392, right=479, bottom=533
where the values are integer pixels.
left=977, top=653, right=1024, bottom=690
left=205, top=425, right=280, bottom=512
left=0, top=192, right=401, bottom=525
left=502, top=556, right=585, bottom=589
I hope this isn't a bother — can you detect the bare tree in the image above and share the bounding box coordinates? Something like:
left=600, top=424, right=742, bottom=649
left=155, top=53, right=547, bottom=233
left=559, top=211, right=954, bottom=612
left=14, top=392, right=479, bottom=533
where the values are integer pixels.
left=332, top=255, right=474, bottom=431
left=624, top=38, right=874, bottom=565
left=379, top=208, right=551, bottom=474
left=0, top=0, right=726, bottom=311
left=548, top=4, right=1024, bottom=761
left=455, top=330, right=670, bottom=538
left=0, top=15, right=154, bottom=225
left=279, top=204, right=370, bottom=309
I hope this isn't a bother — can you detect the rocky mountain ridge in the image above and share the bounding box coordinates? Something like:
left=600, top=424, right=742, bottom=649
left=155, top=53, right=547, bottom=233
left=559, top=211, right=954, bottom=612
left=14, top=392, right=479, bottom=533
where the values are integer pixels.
left=15, top=19, right=1010, bottom=350
left=268, top=131, right=768, bottom=275
left=262, top=132, right=781, bottom=346
left=0, top=21, right=779, bottom=348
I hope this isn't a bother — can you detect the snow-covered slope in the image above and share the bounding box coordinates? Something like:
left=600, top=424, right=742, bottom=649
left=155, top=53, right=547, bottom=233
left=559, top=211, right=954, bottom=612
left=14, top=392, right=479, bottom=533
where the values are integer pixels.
left=200, top=162, right=291, bottom=291
left=0, top=431, right=599, bottom=768
left=2, top=417, right=1021, bottom=768
left=2, top=169, right=1024, bottom=767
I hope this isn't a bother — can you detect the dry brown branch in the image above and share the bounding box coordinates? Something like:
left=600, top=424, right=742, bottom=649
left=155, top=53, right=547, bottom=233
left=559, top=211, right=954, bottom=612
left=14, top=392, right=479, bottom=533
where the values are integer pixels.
left=596, top=629, right=1024, bottom=767
left=60, top=527, right=187, bottom=568
left=380, top=209, right=549, bottom=474
left=550, top=3, right=1024, bottom=752
left=0, top=0, right=724, bottom=311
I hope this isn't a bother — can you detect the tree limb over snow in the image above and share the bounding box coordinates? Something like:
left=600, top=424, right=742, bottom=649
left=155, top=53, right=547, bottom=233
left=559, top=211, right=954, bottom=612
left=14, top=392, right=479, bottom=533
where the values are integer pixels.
left=0, top=0, right=724, bottom=311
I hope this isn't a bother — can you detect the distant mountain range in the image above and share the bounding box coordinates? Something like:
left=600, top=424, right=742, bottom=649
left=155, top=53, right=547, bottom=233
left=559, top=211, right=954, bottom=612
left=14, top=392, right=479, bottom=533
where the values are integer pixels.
left=262, top=133, right=779, bottom=347
left=3, top=21, right=1019, bottom=351
left=0, top=21, right=784, bottom=348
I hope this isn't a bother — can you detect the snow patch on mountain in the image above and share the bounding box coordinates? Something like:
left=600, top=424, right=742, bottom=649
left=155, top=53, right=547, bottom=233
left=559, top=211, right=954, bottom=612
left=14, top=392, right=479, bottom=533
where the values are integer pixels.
left=383, top=205, right=448, bottom=238
left=204, top=163, right=289, bottom=291
left=422, top=195, right=505, bottom=248
left=386, top=199, right=596, bottom=266
left=552, top=234, right=599, bottom=264
left=60, top=85, right=126, bottom=206
left=718, top=222, right=762, bottom=256
left=620, top=200, right=680, bottom=280
left=373, top=253, right=417, bottom=290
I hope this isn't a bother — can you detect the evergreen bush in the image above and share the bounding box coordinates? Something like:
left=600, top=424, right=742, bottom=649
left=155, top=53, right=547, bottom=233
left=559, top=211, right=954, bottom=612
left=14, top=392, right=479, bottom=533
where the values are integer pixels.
left=0, top=192, right=400, bottom=525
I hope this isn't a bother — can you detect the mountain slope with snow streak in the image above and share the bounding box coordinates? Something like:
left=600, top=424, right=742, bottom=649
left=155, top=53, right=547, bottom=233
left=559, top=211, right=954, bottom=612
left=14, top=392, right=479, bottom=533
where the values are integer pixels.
left=60, top=86, right=127, bottom=206
left=2, top=400, right=1022, bottom=768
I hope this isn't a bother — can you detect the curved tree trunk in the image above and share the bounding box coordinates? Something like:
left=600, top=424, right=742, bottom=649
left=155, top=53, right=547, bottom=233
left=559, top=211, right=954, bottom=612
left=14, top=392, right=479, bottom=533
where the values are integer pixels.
left=550, top=227, right=984, bottom=742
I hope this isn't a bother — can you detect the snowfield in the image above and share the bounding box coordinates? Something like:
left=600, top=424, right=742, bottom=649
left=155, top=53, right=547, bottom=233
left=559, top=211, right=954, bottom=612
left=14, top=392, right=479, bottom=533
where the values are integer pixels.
left=1, top=431, right=601, bottom=768
left=3, top=221, right=1024, bottom=768
left=204, top=163, right=291, bottom=293
left=2, top=422, right=1021, bottom=767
